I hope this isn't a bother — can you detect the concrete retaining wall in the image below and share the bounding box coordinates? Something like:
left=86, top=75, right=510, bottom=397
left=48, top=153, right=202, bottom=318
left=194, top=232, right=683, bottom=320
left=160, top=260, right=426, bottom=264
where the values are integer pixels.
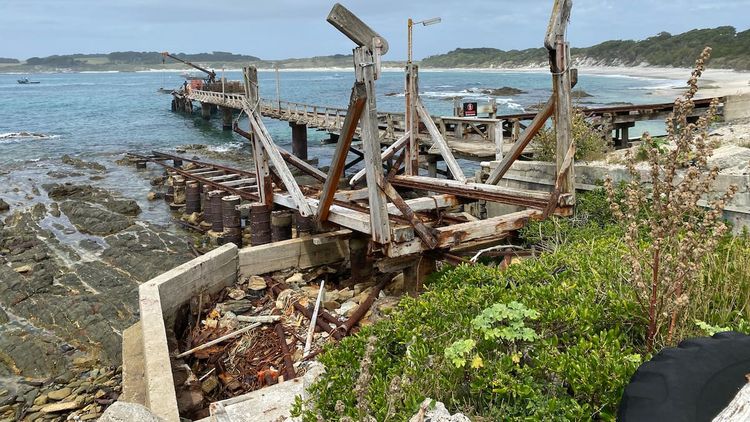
left=725, top=94, right=750, bottom=121
left=129, top=231, right=350, bottom=421
left=238, top=230, right=349, bottom=275
left=138, top=243, right=239, bottom=421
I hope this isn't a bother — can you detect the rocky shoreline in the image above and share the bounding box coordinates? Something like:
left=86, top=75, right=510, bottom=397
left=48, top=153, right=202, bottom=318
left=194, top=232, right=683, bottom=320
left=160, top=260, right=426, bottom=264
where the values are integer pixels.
left=0, top=153, right=197, bottom=420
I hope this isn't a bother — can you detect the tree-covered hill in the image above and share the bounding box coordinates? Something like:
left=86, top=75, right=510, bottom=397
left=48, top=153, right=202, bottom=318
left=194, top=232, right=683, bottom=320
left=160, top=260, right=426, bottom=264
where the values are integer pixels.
left=421, top=26, right=750, bottom=70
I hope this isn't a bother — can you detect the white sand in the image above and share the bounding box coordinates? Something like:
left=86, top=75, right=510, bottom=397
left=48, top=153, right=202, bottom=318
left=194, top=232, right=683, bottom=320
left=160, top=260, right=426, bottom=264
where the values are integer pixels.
left=576, top=66, right=750, bottom=99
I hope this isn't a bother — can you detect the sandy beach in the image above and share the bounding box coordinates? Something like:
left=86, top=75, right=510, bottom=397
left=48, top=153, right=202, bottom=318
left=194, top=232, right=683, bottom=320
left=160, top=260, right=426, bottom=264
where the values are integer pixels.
left=577, top=65, right=750, bottom=98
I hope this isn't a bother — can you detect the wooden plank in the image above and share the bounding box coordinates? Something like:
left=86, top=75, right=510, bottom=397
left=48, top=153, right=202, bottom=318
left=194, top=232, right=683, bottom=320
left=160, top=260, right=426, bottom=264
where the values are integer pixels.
left=334, top=188, right=370, bottom=202
left=219, top=178, right=256, bottom=187
left=386, top=210, right=541, bottom=257
left=415, top=97, right=466, bottom=182
left=318, top=82, right=367, bottom=223
left=243, top=67, right=273, bottom=207
left=273, top=193, right=414, bottom=243
left=377, top=174, right=438, bottom=249
left=355, top=47, right=391, bottom=244
left=349, top=130, right=410, bottom=186
left=391, top=175, right=550, bottom=209
left=206, top=174, right=240, bottom=182
left=276, top=145, right=327, bottom=182
left=248, top=111, right=314, bottom=217
left=387, top=194, right=460, bottom=216
left=326, top=3, right=389, bottom=54
left=485, top=96, right=555, bottom=185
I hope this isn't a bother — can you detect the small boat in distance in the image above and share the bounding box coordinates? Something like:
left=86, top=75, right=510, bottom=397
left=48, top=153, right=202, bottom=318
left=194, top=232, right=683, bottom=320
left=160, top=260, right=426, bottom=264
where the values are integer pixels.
left=17, top=78, right=40, bottom=85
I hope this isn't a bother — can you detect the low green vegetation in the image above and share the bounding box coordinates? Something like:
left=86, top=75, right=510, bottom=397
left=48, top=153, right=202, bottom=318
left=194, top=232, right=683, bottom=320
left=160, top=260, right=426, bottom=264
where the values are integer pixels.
left=422, top=26, right=750, bottom=70
left=294, top=186, right=750, bottom=420
left=533, top=111, right=612, bottom=162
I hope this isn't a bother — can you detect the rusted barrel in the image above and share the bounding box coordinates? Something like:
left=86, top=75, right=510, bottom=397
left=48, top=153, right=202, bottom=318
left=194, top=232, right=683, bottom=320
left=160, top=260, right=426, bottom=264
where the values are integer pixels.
left=185, top=183, right=201, bottom=214
left=209, top=190, right=226, bottom=232
left=165, top=185, right=175, bottom=204
left=173, top=177, right=186, bottom=205
left=222, top=195, right=242, bottom=246
left=249, top=202, right=271, bottom=246
left=202, top=185, right=212, bottom=222
left=294, top=211, right=314, bottom=237
left=271, top=210, right=293, bottom=242
left=173, top=158, right=183, bottom=168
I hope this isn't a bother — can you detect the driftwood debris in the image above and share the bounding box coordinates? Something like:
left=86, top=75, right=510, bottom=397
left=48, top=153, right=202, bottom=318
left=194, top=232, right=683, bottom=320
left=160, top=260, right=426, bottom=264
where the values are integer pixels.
left=176, top=322, right=261, bottom=359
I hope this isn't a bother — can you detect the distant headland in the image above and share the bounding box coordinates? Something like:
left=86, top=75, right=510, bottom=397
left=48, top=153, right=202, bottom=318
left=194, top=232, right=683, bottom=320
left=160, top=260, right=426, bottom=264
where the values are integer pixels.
left=1, top=26, right=749, bottom=73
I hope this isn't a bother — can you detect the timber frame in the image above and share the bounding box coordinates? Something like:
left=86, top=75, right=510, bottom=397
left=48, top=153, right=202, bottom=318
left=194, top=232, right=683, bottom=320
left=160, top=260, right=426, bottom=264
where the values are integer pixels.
left=227, top=2, right=575, bottom=260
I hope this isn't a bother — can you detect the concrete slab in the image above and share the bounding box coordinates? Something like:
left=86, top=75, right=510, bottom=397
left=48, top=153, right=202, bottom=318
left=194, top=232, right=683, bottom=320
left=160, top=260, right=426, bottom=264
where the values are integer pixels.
left=121, top=322, right=147, bottom=406
left=238, top=230, right=348, bottom=275
left=198, top=378, right=304, bottom=422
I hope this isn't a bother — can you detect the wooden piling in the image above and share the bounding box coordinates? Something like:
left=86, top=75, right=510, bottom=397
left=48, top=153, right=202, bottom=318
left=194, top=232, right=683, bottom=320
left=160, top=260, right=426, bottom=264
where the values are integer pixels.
left=173, top=177, right=186, bottom=205
left=290, top=122, right=308, bottom=160
left=221, top=107, right=233, bottom=131
left=201, top=102, right=211, bottom=120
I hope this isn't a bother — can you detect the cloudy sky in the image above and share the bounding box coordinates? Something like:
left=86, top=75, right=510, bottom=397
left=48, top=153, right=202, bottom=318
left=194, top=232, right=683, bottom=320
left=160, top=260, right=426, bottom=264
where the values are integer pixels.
left=2, top=0, right=749, bottom=60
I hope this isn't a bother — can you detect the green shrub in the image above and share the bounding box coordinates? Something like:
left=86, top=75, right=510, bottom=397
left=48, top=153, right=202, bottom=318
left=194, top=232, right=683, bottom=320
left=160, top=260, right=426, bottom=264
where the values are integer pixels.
left=533, top=111, right=612, bottom=163
left=297, top=190, right=750, bottom=421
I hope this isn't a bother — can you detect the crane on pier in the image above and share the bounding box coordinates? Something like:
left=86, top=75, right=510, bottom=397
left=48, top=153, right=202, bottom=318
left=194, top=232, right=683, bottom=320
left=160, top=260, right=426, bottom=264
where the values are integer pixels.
left=161, top=52, right=216, bottom=83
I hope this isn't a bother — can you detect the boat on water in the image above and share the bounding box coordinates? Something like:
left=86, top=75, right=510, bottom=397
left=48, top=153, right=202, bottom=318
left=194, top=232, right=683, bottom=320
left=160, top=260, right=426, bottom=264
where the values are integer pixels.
left=17, top=78, right=40, bottom=85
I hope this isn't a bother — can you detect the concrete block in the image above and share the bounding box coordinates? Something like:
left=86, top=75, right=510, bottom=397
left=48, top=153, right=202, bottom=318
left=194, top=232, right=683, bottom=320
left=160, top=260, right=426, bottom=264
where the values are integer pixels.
left=121, top=322, right=147, bottom=406
left=201, top=378, right=304, bottom=422
left=725, top=94, right=750, bottom=121
left=239, top=230, right=348, bottom=275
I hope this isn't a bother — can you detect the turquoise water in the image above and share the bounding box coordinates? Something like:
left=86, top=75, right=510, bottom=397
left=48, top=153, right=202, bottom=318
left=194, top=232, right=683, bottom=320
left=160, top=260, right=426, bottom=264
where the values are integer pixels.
left=0, top=69, right=679, bottom=167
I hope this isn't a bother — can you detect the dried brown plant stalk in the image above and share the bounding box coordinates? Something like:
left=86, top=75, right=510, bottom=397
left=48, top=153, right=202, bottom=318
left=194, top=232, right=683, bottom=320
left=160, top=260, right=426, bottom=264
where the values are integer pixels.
left=604, top=47, right=738, bottom=352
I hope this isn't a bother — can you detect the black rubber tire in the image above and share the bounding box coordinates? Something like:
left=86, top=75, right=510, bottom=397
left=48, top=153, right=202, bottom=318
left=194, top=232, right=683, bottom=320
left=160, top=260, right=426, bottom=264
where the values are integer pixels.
left=618, top=331, right=750, bottom=421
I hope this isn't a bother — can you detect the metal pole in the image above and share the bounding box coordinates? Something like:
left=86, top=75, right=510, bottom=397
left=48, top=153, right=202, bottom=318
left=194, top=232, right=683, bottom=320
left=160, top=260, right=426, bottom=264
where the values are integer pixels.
left=407, top=18, right=413, bottom=64
left=275, top=65, right=281, bottom=109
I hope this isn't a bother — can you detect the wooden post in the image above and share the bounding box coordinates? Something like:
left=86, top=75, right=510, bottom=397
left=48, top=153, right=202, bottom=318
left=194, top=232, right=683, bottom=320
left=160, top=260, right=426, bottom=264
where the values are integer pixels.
left=290, top=122, right=308, bottom=160
left=317, top=82, right=367, bottom=223
left=243, top=66, right=273, bottom=207
left=494, top=120, right=504, bottom=161
left=221, top=107, right=233, bottom=131
left=355, top=47, right=391, bottom=244
left=201, top=102, right=211, bottom=120
left=552, top=43, right=574, bottom=202
left=348, top=234, right=373, bottom=283
left=405, top=64, right=419, bottom=175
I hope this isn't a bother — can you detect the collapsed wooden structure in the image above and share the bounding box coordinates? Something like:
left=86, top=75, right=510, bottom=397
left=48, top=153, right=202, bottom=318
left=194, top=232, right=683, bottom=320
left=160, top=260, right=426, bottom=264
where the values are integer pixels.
left=148, top=2, right=578, bottom=284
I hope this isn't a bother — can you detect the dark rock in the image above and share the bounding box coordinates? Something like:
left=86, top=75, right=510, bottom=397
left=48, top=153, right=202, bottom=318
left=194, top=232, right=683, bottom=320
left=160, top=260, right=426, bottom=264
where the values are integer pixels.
left=59, top=201, right=132, bottom=236
left=78, top=239, right=102, bottom=251
left=61, top=155, right=106, bottom=172
left=480, top=86, right=526, bottom=96
left=0, top=200, right=7, bottom=213
left=0, top=307, right=8, bottom=324
left=47, top=171, right=85, bottom=179
left=44, top=184, right=140, bottom=217
left=572, top=89, right=594, bottom=98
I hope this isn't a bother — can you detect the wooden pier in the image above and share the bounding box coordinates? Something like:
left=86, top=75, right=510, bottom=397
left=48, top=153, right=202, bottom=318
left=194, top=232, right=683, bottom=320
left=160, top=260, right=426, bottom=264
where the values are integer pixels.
left=141, top=1, right=722, bottom=295
left=173, top=76, right=724, bottom=161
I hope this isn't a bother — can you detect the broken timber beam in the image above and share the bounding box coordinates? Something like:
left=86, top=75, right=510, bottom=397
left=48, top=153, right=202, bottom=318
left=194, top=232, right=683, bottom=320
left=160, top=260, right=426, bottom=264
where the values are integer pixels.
left=349, top=130, right=410, bottom=187
left=318, top=82, right=368, bottom=223
left=390, top=175, right=550, bottom=209
left=376, top=174, right=438, bottom=249
left=415, top=96, right=466, bottom=182
left=386, top=209, right=542, bottom=257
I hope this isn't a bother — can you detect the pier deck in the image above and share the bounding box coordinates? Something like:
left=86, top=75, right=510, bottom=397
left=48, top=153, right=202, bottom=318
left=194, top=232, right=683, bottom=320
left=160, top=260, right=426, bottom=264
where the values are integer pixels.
left=177, top=88, right=724, bottom=160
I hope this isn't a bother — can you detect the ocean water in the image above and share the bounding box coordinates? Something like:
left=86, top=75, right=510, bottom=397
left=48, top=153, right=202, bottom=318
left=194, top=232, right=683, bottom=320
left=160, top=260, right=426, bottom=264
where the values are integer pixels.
left=0, top=69, right=681, bottom=168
